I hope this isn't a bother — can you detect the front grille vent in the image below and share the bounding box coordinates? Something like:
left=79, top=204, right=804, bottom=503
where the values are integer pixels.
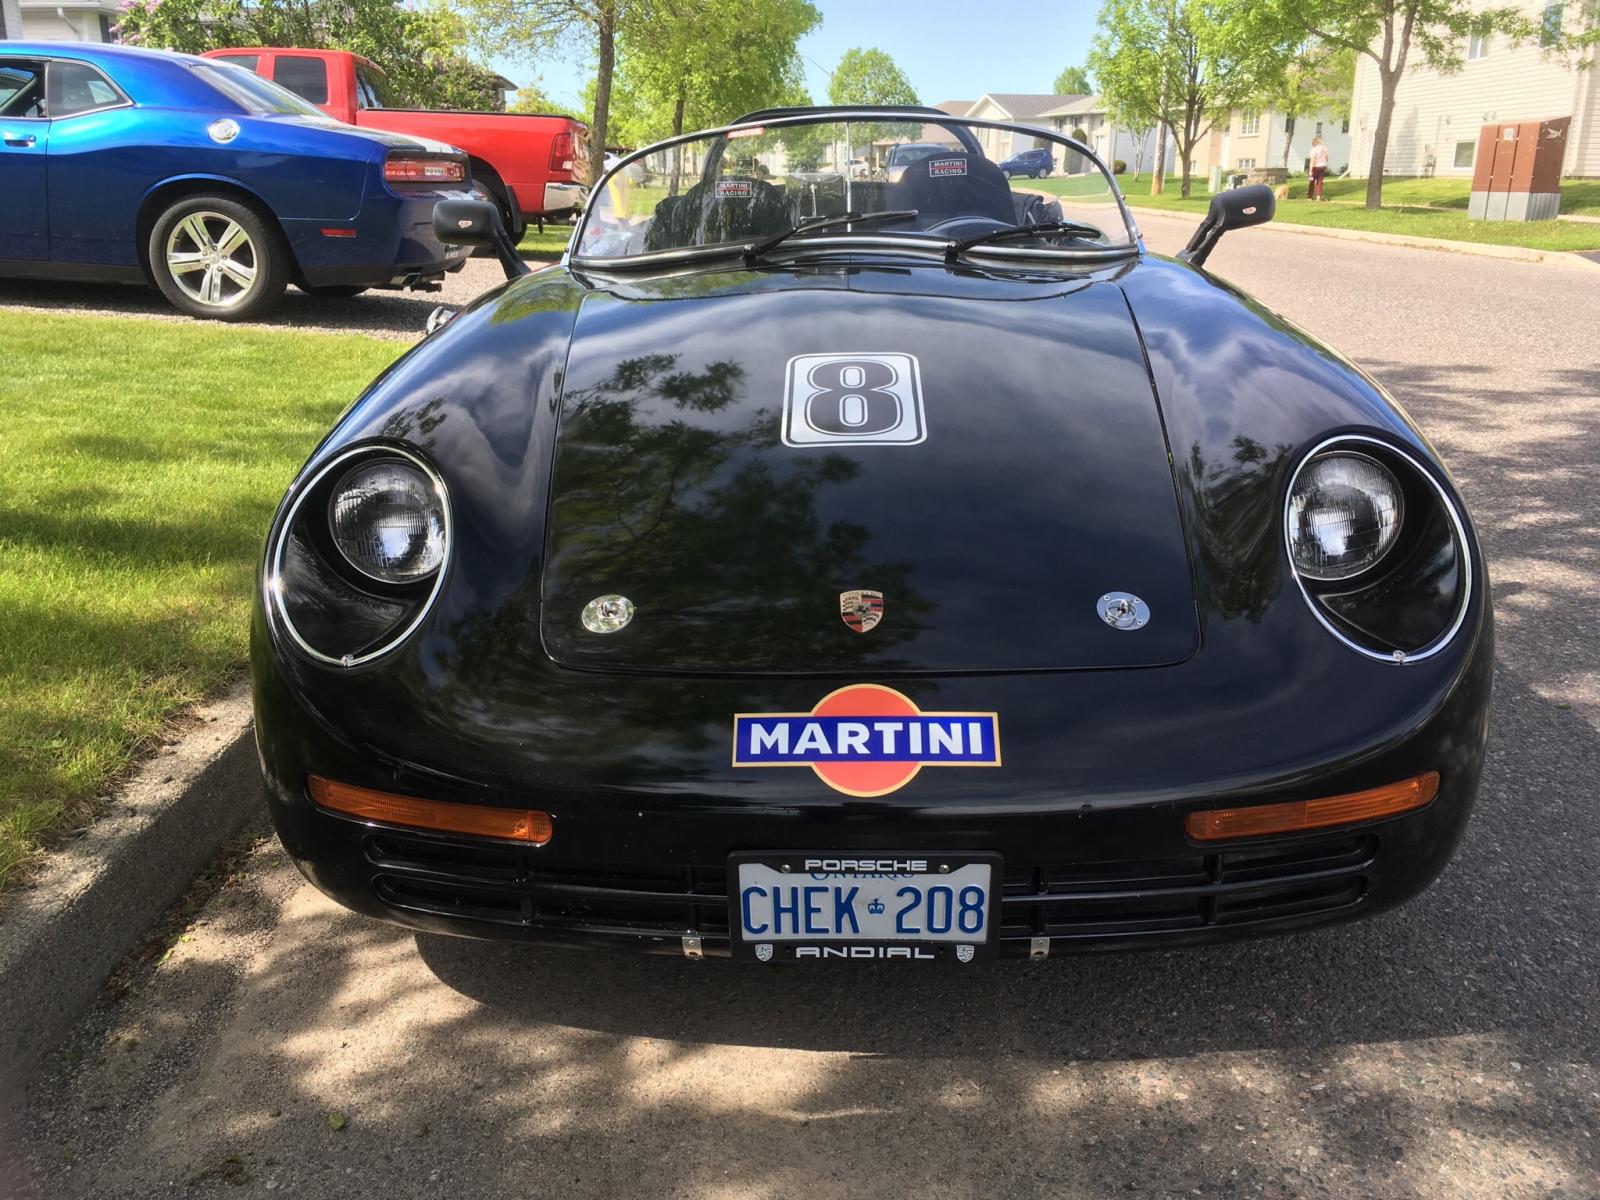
left=363, top=830, right=1375, bottom=948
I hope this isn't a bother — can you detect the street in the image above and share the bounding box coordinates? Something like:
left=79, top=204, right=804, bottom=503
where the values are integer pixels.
left=9, top=218, right=1600, bottom=1199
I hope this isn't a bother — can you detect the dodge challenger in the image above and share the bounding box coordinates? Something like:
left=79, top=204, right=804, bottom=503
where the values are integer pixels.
left=0, top=42, right=472, bottom=320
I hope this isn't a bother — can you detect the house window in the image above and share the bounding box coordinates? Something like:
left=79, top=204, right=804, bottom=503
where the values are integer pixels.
left=1468, top=33, right=1489, bottom=59
left=1239, top=109, right=1260, bottom=136
left=1237, top=157, right=1256, bottom=170
left=1453, top=140, right=1476, bottom=169
left=1341, top=116, right=1350, bottom=133
left=1540, top=2, right=1564, bottom=46
left=1315, top=120, right=1324, bottom=136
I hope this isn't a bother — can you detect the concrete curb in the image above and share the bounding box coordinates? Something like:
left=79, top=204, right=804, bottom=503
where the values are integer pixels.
left=0, top=682, right=262, bottom=1087
left=1121, top=203, right=1600, bottom=268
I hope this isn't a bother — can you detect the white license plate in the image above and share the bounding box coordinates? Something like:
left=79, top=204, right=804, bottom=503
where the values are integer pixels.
left=729, top=853, right=998, bottom=963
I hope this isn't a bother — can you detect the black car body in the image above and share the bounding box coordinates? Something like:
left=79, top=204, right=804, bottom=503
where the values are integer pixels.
left=252, top=108, right=1491, bottom=963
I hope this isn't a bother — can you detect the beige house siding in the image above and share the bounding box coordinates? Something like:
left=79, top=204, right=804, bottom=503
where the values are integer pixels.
left=1347, top=0, right=1598, bottom=177
left=1177, top=106, right=1352, bottom=178
left=18, top=1, right=118, bottom=41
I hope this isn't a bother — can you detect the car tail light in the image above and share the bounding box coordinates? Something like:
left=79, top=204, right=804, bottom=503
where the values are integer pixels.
left=1185, top=772, right=1439, bottom=841
left=309, top=775, right=553, bottom=845
left=549, top=130, right=574, bottom=173
left=384, top=154, right=466, bottom=184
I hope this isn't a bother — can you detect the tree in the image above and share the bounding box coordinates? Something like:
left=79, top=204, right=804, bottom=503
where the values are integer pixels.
left=612, top=0, right=819, bottom=143
left=1053, top=65, right=1093, bottom=94
left=114, top=0, right=504, bottom=109
left=1264, top=42, right=1355, bottom=171
left=1273, top=0, right=1536, bottom=207
left=508, top=80, right=583, bottom=120
left=826, top=47, right=919, bottom=107
left=1089, top=0, right=1297, bottom=197
left=470, top=0, right=648, bottom=180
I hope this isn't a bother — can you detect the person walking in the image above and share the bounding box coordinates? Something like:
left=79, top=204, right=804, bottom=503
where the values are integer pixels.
left=1307, top=136, right=1329, bottom=201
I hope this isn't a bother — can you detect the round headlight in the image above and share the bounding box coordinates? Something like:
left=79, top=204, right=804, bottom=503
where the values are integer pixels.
left=1288, top=452, right=1403, bottom=581
left=329, top=461, right=447, bottom=583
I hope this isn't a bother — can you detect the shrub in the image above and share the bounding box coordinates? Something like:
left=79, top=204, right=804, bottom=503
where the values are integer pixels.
left=1113, top=159, right=1127, bottom=175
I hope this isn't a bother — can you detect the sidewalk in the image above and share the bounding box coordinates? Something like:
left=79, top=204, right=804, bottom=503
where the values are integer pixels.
left=1122, top=204, right=1600, bottom=269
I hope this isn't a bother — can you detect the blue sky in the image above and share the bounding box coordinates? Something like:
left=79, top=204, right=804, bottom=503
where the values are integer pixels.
left=496, top=0, right=1102, bottom=116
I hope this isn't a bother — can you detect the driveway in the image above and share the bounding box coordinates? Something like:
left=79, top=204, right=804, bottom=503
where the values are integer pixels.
left=0, top=257, right=521, bottom=343
left=7, top=215, right=1600, bottom=1199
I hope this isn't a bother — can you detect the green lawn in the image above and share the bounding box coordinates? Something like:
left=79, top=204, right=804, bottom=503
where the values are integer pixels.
left=0, top=314, right=402, bottom=892
left=1023, top=173, right=1600, bottom=251
left=518, top=223, right=575, bottom=259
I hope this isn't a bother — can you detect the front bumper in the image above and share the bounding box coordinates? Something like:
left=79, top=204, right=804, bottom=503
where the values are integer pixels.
left=274, top=802, right=1442, bottom=958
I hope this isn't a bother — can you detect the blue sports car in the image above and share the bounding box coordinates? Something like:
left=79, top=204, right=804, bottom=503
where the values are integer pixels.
left=0, top=42, right=473, bottom=320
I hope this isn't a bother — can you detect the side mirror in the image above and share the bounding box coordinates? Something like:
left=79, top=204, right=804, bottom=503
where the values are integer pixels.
left=432, top=198, right=530, bottom=280
left=1177, top=184, right=1275, bottom=268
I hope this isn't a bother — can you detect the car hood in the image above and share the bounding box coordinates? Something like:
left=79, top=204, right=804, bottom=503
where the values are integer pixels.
left=539, top=266, right=1198, bottom=675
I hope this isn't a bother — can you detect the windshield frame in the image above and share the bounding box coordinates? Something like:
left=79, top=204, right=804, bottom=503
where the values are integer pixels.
left=570, top=109, right=1142, bottom=271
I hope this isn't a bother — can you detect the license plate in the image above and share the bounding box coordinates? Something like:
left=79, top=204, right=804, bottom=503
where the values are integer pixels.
left=729, top=852, right=999, bottom=963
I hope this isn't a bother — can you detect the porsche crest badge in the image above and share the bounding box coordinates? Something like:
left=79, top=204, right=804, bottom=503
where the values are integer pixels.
left=840, top=589, right=884, bottom=633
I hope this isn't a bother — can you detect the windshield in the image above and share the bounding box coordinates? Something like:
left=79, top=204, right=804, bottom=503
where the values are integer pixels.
left=576, top=114, right=1136, bottom=264
left=189, top=60, right=330, bottom=118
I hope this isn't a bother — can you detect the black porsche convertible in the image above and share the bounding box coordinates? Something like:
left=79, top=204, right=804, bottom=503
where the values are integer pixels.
left=252, top=107, right=1491, bottom=963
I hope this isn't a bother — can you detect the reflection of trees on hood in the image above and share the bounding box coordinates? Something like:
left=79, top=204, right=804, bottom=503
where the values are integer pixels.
left=438, top=351, right=935, bottom=717
left=378, top=397, right=449, bottom=450
left=1185, top=435, right=1292, bottom=622
left=547, top=352, right=934, bottom=668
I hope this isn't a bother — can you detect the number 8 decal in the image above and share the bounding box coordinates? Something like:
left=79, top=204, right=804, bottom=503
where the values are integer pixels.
left=782, top=352, right=926, bottom=447
left=805, top=358, right=902, bottom=435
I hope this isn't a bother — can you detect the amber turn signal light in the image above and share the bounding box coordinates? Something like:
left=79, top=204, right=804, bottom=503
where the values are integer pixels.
left=308, top=775, right=552, bottom=845
left=1185, top=771, right=1439, bottom=842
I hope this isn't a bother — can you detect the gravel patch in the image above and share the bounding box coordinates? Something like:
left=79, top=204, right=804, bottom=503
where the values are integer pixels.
left=0, top=258, right=534, bottom=344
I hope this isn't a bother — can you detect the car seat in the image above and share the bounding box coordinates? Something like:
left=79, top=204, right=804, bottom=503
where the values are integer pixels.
left=643, top=175, right=788, bottom=253
left=885, top=153, right=1016, bottom=227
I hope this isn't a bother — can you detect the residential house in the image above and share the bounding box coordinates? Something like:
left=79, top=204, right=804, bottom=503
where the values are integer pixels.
left=1184, top=105, right=1354, bottom=179
left=1037, top=94, right=1158, bottom=174
left=1346, top=0, right=1599, bottom=177
left=14, top=0, right=120, bottom=42
left=1, top=0, right=24, bottom=40
left=963, top=93, right=1086, bottom=162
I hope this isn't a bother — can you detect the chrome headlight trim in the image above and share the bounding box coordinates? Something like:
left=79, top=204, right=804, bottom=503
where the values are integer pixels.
left=1283, top=434, right=1473, bottom=665
left=264, top=444, right=453, bottom=669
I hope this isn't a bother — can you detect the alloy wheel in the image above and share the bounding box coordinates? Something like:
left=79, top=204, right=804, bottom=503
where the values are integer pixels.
left=164, top=211, right=259, bottom=309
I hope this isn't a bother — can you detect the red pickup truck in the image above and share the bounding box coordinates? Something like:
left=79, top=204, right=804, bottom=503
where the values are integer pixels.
left=202, top=48, right=590, bottom=238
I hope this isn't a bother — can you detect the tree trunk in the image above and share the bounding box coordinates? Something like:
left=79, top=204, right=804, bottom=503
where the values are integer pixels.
left=1178, top=105, right=1197, bottom=198
left=1366, top=68, right=1398, bottom=209
left=1364, top=8, right=1415, bottom=210
left=1283, top=115, right=1297, bottom=171
left=1151, top=90, right=1167, bottom=194
left=667, top=86, right=686, bottom=198
left=588, top=0, right=616, bottom=185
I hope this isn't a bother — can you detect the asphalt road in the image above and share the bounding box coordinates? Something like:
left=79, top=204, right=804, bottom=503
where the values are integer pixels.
left=7, top=218, right=1600, bottom=1199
